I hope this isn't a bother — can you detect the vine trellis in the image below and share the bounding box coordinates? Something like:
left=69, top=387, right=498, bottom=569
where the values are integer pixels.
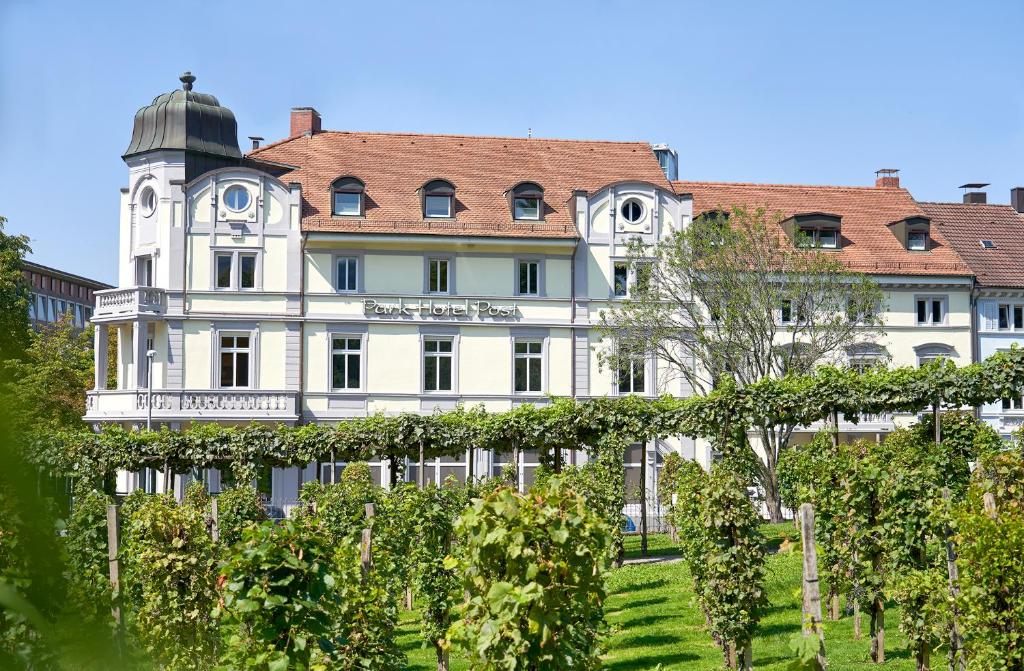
left=35, top=347, right=1024, bottom=481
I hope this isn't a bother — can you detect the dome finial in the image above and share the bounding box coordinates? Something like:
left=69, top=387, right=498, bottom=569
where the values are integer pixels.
left=180, top=71, right=196, bottom=91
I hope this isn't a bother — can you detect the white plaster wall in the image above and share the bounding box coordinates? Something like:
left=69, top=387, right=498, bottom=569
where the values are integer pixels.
left=303, top=323, right=330, bottom=393
left=305, top=253, right=334, bottom=293
left=183, top=320, right=211, bottom=388
left=459, top=327, right=511, bottom=395
left=459, top=257, right=513, bottom=296
left=548, top=329, right=573, bottom=396
left=546, top=258, right=571, bottom=298
left=364, top=255, right=421, bottom=294
left=259, top=321, right=287, bottom=388
left=366, top=324, right=421, bottom=393
left=262, top=237, right=289, bottom=292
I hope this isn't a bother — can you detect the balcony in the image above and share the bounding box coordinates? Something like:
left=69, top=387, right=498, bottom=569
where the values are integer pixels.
left=85, top=389, right=300, bottom=423
left=795, top=411, right=895, bottom=435
left=93, top=287, right=166, bottom=322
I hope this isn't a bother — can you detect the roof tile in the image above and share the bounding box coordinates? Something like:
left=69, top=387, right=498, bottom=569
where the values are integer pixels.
left=918, top=202, right=1024, bottom=287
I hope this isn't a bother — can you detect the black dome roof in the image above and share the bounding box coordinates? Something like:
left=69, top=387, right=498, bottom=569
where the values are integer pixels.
left=123, top=72, right=242, bottom=161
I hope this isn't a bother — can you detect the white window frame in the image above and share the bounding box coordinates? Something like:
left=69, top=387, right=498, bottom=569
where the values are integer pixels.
left=334, top=255, right=361, bottom=293
left=610, top=258, right=652, bottom=298
left=997, top=303, right=1024, bottom=331
left=424, top=195, right=452, bottom=219
left=425, top=257, right=453, bottom=294
left=907, top=230, right=929, bottom=251
left=513, top=196, right=541, bottom=221
left=512, top=338, right=545, bottom=395
left=615, top=350, right=649, bottom=396
left=216, top=331, right=254, bottom=389
left=211, top=249, right=262, bottom=291
left=422, top=336, right=456, bottom=393
left=332, top=191, right=362, bottom=217
left=330, top=334, right=365, bottom=392
left=136, top=255, right=154, bottom=287
left=797, top=226, right=840, bottom=249
left=515, top=258, right=543, bottom=296
left=915, top=295, right=948, bottom=326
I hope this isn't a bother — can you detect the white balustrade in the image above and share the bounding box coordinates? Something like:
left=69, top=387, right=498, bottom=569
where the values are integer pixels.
left=94, top=287, right=166, bottom=319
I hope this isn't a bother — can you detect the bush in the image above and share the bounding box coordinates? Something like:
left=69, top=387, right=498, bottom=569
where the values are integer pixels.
left=447, top=477, right=612, bottom=670
left=121, top=494, right=218, bottom=671
left=64, top=486, right=113, bottom=625
left=183, top=480, right=211, bottom=511
left=216, top=485, right=267, bottom=547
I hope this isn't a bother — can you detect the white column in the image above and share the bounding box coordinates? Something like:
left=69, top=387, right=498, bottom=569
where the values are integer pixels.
left=94, top=325, right=108, bottom=390
left=133, top=320, right=147, bottom=389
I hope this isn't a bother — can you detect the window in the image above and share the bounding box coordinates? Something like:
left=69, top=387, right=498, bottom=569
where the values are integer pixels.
left=223, top=185, right=251, bottom=212
left=907, top=230, right=928, bottom=251
left=215, top=253, right=232, bottom=289
left=424, top=339, right=454, bottom=392
left=916, top=297, right=945, bottom=325
left=140, top=187, right=156, bottom=217
left=981, top=240, right=996, bottom=249
left=1002, top=396, right=1024, bottom=411
left=332, top=177, right=364, bottom=216
left=427, top=258, right=450, bottom=294
left=797, top=227, right=839, bottom=249
left=331, top=336, right=362, bottom=390
left=239, top=254, right=257, bottom=289
left=613, top=262, right=629, bottom=297
left=423, top=180, right=455, bottom=218
left=219, top=334, right=250, bottom=388
left=518, top=260, right=539, bottom=295
left=617, top=353, right=646, bottom=394
left=917, top=344, right=955, bottom=368
left=780, top=300, right=793, bottom=325
left=336, top=256, right=359, bottom=292
left=136, top=256, right=153, bottom=287
left=513, top=340, right=543, bottom=393
left=998, top=304, right=1024, bottom=331
left=36, top=294, right=46, bottom=321
left=511, top=182, right=544, bottom=220
left=620, top=199, right=644, bottom=224
left=27, top=294, right=35, bottom=320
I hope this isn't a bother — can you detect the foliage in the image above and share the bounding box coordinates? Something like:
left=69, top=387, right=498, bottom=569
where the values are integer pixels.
left=597, top=205, right=886, bottom=521
left=0, top=215, right=32, bottom=366
left=63, top=486, right=113, bottom=626
left=658, top=451, right=685, bottom=505
left=183, top=480, right=211, bottom=511
left=447, top=478, right=612, bottom=670
left=953, top=449, right=1024, bottom=670
left=912, top=410, right=1001, bottom=494
left=216, top=485, right=268, bottom=548
left=555, top=441, right=626, bottom=562
left=121, top=494, right=218, bottom=671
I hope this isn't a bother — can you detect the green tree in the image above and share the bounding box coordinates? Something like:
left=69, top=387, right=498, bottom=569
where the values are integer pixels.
left=598, top=206, right=885, bottom=522
left=0, top=216, right=32, bottom=366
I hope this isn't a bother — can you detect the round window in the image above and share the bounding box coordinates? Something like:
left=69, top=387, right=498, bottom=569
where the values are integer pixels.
left=224, top=185, right=251, bottom=212
left=140, top=187, right=156, bottom=217
left=620, top=199, right=644, bottom=224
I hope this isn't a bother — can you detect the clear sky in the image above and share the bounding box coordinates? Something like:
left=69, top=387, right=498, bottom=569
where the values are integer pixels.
left=2, top=0, right=1022, bottom=284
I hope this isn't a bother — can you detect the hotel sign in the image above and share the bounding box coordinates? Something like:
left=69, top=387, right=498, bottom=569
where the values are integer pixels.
left=362, top=298, right=518, bottom=319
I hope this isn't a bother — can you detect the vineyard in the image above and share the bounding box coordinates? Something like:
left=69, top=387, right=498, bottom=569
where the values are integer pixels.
left=3, top=350, right=1024, bottom=670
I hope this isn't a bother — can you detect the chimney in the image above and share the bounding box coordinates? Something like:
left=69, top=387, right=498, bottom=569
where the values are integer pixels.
left=959, top=183, right=989, bottom=204
left=248, top=136, right=264, bottom=150
left=875, top=168, right=900, bottom=188
left=290, top=107, right=321, bottom=137
left=1011, top=187, right=1024, bottom=213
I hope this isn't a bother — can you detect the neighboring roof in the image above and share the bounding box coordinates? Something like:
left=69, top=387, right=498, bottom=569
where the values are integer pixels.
left=22, top=260, right=113, bottom=290
left=917, top=201, right=1024, bottom=288
left=250, top=130, right=672, bottom=238
left=674, top=181, right=972, bottom=277
left=124, top=72, right=242, bottom=162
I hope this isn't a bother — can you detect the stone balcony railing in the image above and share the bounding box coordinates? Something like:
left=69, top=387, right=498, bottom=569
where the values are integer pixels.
left=85, top=389, right=300, bottom=423
left=93, top=287, right=166, bottom=321
left=796, top=411, right=895, bottom=434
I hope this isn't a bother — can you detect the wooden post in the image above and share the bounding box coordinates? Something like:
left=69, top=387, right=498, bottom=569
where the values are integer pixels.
left=941, top=488, right=965, bottom=671
left=106, top=504, right=122, bottom=624
left=210, top=497, right=220, bottom=543
left=742, top=644, right=752, bottom=671
left=418, top=440, right=426, bottom=488
left=853, top=599, right=861, bottom=639
left=162, top=461, right=171, bottom=495
left=330, top=449, right=337, bottom=484
left=871, top=602, right=886, bottom=664
left=983, top=492, right=997, bottom=519
left=389, top=455, right=399, bottom=488
left=553, top=443, right=562, bottom=474
left=467, top=446, right=474, bottom=484
left=830, top=408, right=840, bottom=450
left=640, top=441, right=648, bottom=558
left=799, top=503, right=828, bottom=669
left=361, top=503, right=374, bottom=580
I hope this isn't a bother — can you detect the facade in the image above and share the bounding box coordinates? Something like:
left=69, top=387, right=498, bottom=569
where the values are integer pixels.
left=920, top=188, right=1024, bottom=439
left=676, top=177, right=974, bottom=443
left=23, top=260, right=111, bottom=329
left=85, top=73, right=1019, bottom=516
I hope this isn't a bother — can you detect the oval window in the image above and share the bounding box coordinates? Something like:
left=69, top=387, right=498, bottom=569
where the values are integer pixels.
left=140, top=187, right=156, bottom=217
left=224, top=185, right=251, bottom=212
left=620, top=199, right=644, bottom=224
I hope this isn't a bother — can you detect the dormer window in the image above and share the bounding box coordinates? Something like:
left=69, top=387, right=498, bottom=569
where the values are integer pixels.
left=332, top=177, right=365, bottom=217
left=511, top=182, right=544, bottom=220
left=783, top=213, right=842, bottom=250
left=887, top=216, right=931, bottom=252
left=422, top=180, right=455, bottom=218
left=907, top=230, right=928, bottom=251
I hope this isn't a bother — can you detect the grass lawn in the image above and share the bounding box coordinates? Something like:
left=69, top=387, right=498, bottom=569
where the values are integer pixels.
left=398, top=530, right=915, bottom=670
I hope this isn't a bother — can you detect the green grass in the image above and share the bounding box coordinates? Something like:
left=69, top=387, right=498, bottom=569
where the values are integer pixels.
left=398, top=530, right=915, bottom=670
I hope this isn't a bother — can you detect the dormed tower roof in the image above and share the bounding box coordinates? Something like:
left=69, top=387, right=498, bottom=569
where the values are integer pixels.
left=123, top=72, right=242, bottom=163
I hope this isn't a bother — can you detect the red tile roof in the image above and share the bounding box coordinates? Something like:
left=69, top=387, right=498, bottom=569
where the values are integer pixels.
left=918, top=202, right=1024, bottom=287
left=250, top=130, right=672, bottom=238
left=674, top=181, right=972, bottom=277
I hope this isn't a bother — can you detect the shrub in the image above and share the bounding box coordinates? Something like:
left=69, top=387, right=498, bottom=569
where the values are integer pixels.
left=182, top=480, right=211, bottom=512
left=121, top=494, right=218, bottom=670
left=216, top=485, right=267, bottom=548
left=447, top=477, right=612, bottom=670
left=63, top=486, right=113, bottom=625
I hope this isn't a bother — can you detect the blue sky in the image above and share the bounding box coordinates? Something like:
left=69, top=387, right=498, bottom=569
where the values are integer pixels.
left=2, top=0, right=1023, bottom=284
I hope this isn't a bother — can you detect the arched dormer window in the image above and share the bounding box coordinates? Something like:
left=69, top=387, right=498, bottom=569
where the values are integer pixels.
left=915, top=343, right=956, bottom=368
left=422, top=179, right=455, bottom=219
left=510, top=182, right=544, bottom=220
left=781, top=213, right=842, bottom=249
left=332, top=177, right=365, bottom=217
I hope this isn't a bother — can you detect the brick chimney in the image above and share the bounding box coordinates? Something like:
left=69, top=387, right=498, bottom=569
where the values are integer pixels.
left=960, top=183, right=989, bottom=204
left=290, top=107, right=321, bottom=137
left=875, top=168, right=900, bottom=188
left=1011, top=187, right=1024, bottom=213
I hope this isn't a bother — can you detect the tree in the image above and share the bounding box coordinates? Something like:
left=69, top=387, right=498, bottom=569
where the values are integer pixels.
left=598, top=206, right=884, bottom=521
left=0, top=216, right=32, bottom=367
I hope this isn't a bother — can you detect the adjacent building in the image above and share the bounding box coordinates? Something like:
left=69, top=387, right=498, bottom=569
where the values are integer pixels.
left=920, top=187, right=1024, bottom=439
left=23, top=260, right=111, bottom=329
